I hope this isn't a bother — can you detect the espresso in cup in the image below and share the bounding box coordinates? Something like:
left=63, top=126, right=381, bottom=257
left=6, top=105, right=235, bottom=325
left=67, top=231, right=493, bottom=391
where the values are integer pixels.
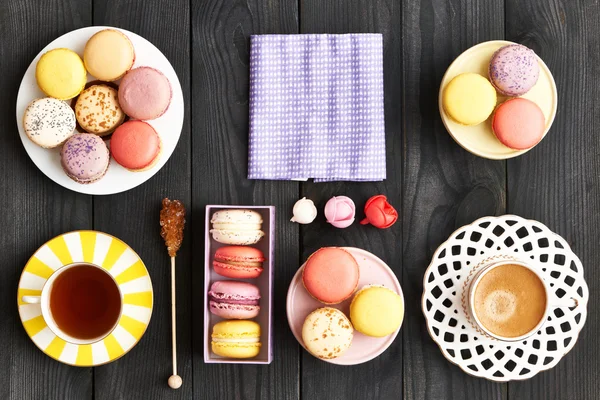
left=473, top=263, right=547, bottom=338
left=49, top=264, right=121, bottom=340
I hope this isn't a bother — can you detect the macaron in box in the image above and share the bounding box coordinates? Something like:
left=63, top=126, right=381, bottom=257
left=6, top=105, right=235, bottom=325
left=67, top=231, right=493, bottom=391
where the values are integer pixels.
left=204, top=205, right=274, bottom=364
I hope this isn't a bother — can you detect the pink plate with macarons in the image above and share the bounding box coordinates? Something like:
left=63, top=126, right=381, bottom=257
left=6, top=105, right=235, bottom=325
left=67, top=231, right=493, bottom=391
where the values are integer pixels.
left=286, top=247, right=403, bottom=365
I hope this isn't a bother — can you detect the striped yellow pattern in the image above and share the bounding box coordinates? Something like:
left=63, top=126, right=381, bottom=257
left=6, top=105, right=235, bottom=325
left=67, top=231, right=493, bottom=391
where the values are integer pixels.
left=26, top=258, right=55, bottom=279
left=102, top=238, right=128, bottom=271
left=18, top=231, right=153, bottom=367
left=80, top=231, right=96, bottom=263
left=103, top=334, right=124, bottom=360
left=76, top=344, right=93, bottom=365
left=23, top=315, right=46, bottom=337
left=124, top=291, right=153, bottom=308
left=115, top=260, right=147, bottom=284
left=46, top=236, right=73, bottom=265
left=45, top=337, right=67, bottom=360
left=119, top=315, right=147, bottom=340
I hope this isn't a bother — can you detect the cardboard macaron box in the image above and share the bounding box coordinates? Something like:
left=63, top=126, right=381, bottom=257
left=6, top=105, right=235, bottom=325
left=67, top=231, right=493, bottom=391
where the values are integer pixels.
left=204, top=205, right=274, bottom=364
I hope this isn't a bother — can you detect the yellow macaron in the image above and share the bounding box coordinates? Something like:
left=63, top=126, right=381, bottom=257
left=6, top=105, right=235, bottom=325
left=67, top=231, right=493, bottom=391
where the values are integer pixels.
left=211, top=320, right=261, bottom=359
left=36, top=48, right=87, bottom=100
left=349, top=285, right=404, bottom=337
left=442, top=72, right=497, bottom=126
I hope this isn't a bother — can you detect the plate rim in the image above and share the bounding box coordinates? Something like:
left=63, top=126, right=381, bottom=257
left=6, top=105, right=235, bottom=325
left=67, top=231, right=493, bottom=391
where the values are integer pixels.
left=438, top=40, right=558, bottom=160
left=286, top=246, right=404, bottom=366
left=421, top=214, right=588, bottom=381
left=15, top=25, right=184, bottom=195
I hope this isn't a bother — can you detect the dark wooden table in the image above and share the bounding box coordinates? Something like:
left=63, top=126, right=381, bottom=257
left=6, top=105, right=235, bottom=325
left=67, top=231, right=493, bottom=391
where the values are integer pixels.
left=1, top=0, right=598, bottom=399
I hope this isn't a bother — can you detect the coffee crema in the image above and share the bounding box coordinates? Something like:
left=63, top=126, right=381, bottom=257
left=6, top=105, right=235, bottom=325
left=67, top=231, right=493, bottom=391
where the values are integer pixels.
left=49, top=264, right=122, bottom=340
left=473, top=264, right=547, bottom=338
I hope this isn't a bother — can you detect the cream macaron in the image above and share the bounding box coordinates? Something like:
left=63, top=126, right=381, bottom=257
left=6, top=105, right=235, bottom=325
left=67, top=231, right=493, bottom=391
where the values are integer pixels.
left=302, top=307, right=353, bottom=360
left=210, top=209, right=265, bottom=245
left=75, top=84, right=125, bottom=136
left=84, top=29, right=135, bottom=81
left=23, top=98, right=76, bottom=148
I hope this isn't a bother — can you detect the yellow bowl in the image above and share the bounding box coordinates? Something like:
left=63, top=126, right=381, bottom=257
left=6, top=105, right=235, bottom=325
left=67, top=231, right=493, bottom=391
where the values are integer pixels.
left=438, top=40, right=558, bottom=160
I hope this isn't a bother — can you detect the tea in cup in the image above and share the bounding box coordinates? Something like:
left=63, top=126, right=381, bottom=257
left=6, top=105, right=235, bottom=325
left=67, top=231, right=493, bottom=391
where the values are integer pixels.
left=22, top=263, right=122, bottom=344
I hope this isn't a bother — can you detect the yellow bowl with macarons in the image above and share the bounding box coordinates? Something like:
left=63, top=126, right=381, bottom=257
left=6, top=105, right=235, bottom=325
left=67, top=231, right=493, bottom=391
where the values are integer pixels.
left=349, top=285, right=404, bottom=337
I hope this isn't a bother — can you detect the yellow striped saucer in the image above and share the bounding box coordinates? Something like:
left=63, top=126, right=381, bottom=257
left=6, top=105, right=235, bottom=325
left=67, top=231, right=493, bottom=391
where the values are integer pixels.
left=17, top=231, right=153, bottom=366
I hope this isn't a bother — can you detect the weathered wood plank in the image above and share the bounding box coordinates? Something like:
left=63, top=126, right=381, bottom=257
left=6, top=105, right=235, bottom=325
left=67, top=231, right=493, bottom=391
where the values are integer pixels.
left=190, top=0, right=300, bottom=399
left=506, top=0, right=600, bottom=398
left=92, top=0, right=192, bottom=398
left=299, top=1, right=403, bottom=399
left=402, top=0, right=506, bottom=399
left=0, top=1, right=93, bottom=399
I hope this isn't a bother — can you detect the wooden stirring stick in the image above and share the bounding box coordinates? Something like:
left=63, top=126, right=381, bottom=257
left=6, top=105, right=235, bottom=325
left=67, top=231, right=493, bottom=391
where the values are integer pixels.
left=160, top=199, right=186, bottom=389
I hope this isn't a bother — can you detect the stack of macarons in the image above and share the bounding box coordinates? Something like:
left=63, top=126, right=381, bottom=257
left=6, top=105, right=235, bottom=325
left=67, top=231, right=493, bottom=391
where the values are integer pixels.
left=23, top=28, right=172, bottom=184
left=442, top=43, right=547, bottom=151
left=300, top=247, right=404, bottom=361
left=208, top=209, right=267, bottom=359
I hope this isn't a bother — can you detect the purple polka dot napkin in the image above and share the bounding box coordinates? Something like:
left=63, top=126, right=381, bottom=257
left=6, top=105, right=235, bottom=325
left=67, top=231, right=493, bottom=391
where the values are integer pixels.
left=248, top=34, right=386, bottom=182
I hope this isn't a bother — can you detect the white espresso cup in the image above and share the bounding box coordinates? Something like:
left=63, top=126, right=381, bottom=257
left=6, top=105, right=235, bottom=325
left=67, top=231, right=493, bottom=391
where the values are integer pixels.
left=467, top=258, right=578, bottom=341
left=21, top=263, right=123, bottom=345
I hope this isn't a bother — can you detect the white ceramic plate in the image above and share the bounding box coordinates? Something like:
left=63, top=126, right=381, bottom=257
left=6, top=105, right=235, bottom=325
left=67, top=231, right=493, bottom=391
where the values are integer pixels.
left=438, top=40, right=558, bottom=160
left=286, top=247, right=403, bottom=365
left=16, top=26, right=184, bottom=195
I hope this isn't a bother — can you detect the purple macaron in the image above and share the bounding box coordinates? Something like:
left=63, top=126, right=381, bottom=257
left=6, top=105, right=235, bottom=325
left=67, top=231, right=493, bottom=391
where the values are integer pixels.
left=489, top=44, right=540, bottom=96
left=60, top=133, right=110, bottom=184
left=208, top=280, right=260, bottom=319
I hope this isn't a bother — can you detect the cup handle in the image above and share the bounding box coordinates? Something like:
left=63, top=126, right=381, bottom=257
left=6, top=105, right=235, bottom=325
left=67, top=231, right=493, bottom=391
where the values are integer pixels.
left=551, top=297, right=578, bottom=309
left=21, top=296, right=41, bottom=304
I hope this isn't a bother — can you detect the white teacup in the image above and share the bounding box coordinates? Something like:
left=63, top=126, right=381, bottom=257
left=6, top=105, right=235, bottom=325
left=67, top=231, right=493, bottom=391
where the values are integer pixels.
left=467, top=258, right=578, bottom=341
left=21, top=263, right=123, bottom=345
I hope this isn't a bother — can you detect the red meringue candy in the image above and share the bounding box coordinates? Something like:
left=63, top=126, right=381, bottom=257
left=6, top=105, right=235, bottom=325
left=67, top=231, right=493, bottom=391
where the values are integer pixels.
left=360, top=195, right=398, bottom=229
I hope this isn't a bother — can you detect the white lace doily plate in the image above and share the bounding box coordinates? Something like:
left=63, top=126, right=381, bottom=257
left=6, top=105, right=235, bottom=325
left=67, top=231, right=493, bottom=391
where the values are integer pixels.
left=422, top=215, right=588, bottom=381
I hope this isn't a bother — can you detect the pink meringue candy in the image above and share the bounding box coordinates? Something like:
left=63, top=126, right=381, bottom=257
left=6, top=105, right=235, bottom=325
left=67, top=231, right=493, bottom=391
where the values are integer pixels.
left=290, top=197, right=317, bottom=224
left=324, top=196, right=356, bottom=228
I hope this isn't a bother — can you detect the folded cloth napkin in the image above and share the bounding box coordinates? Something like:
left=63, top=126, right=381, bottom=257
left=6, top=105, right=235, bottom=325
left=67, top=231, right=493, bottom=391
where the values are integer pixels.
left=248, top=33, right=386, bottom=182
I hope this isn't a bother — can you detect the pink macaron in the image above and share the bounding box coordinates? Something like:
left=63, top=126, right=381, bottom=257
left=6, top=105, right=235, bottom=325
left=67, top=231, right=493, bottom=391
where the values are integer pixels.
left=208, top=281, right=260, bottom=319
left=118, top=66, right=172, bottom=120
left=302, top=247, right=360, bottom=304
left=213, top=246, right=265, bottom=279
left=492, top=98, right=546, bottom=150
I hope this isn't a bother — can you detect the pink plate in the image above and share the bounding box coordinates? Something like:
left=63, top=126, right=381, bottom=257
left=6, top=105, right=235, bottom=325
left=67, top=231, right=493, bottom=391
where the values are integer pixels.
left=286, top=247, right=403, bottom=365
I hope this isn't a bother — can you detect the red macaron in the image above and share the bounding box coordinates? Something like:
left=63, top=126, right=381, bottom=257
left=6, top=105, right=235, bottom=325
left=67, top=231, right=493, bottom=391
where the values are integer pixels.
left=110, top=120, right=161, bottom=171
left=213, top=246, right=265, bottom=279
left=302, top=247, right=360, bottom=304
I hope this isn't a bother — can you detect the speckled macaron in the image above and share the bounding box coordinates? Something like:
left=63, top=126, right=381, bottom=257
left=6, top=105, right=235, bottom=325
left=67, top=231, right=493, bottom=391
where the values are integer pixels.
left=489, top=44, right=540, bottom=96
left=23, top=98, right=76, bottom=148
left=210, top=209, right=265, bottom=245
left=75, top=84, right=125, bottom=136
left=302, top=307, right=353, bottom=360
left=60, top=133, right=110, bottom=184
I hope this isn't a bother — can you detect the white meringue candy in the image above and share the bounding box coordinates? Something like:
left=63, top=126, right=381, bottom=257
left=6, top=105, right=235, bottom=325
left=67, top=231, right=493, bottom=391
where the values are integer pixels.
left=290, top=197, right=317, bottom=224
